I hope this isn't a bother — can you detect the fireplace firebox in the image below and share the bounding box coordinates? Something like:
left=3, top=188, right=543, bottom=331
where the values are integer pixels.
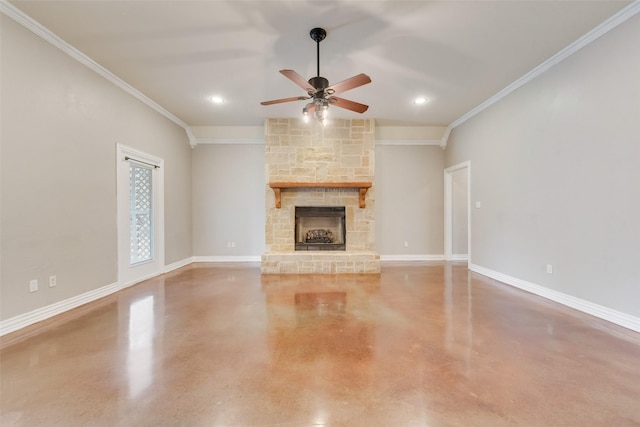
left=295, top=206, right=346, bottom=251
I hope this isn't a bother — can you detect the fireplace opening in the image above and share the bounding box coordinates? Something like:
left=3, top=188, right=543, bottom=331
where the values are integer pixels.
left=295, top=206, right=346, bottom=251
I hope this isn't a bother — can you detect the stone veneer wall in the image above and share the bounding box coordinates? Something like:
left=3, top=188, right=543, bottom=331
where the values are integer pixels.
left=261, top=118, right=380, bottom=274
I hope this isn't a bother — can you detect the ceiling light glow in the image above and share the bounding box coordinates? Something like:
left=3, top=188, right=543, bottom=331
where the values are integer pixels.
left=210, top=95, right=225, bottom=104
left=414, top=97, right=429, bottom=105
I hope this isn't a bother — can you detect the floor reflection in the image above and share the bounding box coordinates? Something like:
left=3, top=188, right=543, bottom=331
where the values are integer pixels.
left=262, top=276, right=378, bottom=363
left=119, top=278, right=166, bottom=401
left=261, top=274, right=379, bottom=419
left=127, top=295, right=154, bottom=399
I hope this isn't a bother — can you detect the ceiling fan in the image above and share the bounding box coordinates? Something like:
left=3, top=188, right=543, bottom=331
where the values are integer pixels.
left=260, top=27, right=372, bottom=123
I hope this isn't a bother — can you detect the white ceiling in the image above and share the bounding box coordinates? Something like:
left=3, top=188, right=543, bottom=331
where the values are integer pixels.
left=8, top=0, right=632, bottom=127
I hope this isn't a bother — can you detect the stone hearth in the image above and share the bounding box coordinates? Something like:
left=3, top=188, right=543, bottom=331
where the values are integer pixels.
left=261, top=118, right=380, bottom=274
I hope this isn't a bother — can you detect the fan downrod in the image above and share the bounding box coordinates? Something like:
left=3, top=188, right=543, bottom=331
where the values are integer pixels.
left=309, top=27, right=326, bottom=43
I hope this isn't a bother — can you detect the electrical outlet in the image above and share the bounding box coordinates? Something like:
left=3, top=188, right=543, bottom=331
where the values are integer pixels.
left=403, top=241, right=409, bottom=247
left=231, top=242, right=236, bottom=248
left=49, top=275, right=57, bottom=287
left=546, top=264, right=553, bottom=274
left=29, top=279, right=38, bottom=293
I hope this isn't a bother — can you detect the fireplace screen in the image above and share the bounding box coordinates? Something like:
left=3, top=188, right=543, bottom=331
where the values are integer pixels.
left=295, top=206, right=346, bottom=251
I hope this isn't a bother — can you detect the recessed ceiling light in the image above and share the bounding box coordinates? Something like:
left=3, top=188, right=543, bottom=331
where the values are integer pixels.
left=210, top=95, right=225, bottom=104
left=414, top=97, right=429, bottom=105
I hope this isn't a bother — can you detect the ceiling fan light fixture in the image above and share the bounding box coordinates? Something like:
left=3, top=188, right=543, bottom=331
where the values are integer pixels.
left=302, top=103, right=312, bottom=123
left=301, top=99, right=329, bottom=124
left=316, top=98, right=329, bottom=111
left=314, top=109, right=327, bottom=121
left=261, top=28, right=371, bottom=117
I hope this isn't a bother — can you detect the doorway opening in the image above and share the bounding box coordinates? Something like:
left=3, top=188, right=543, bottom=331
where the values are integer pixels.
left=444, top=161, right=470, bottom=262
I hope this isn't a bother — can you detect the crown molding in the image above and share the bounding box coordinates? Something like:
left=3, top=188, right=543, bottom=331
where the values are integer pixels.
left=1, top=0, right=194, bottom=145
left=193, top=138, right=264, bottom=147
left=5, top=0, right=638, bottom=148
left=447, top=0, right=640, bottom=134
left=439, top=126, right=453, bottom=150
left=185, top=127, right=198, bottom=148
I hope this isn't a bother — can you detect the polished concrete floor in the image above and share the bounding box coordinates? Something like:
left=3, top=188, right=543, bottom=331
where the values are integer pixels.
left=1, top=262, right=640, bottom=426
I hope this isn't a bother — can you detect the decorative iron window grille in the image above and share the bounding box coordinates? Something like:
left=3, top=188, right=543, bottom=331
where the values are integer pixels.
left=129, top=164, right=153, bottom=264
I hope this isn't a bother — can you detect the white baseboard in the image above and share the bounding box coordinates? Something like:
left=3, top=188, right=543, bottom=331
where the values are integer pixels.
left=0, top=282, right=119, bottom=336
left=0, top=256, right=261, bottom=337
left=119, top=257, right=197, bottom=289
left=1, top=258, right=192, bottom=337
left=118, top=271, right=165, bottom=290
left=469, top=263, right=640, bottom=333
left=193, top=256, right=262, bottom=263
left=381, top=254, right=445, bottom=262
left=447, top=254, right=469, bottom=261
left=5, top=259, right=638, bottom=337
left=165, top=257, right=194, bottom=273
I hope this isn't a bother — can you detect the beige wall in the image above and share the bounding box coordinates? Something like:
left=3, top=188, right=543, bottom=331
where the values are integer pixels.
left=1, top=16, right=193, bottom=320
left=375, top=126, right=446, bottom=141
left=191, top=144, right=265, bottom=257
left=375, top=145, right=444, bottom=256
left=445, top=14, right=640, bottom=317
left=190, top=139, right=445, bottom=259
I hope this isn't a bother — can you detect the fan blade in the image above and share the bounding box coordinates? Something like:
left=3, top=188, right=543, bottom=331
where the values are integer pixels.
left=280, top=70, right=316, bottom=93
left=260, top=96, right=309, bottom=106
left=328, top=96, right=369, bottom=113
left=325, top=73, right=371, bottom=96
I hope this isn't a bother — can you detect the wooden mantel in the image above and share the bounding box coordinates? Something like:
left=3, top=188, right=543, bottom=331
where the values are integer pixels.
left=269, top=182, right=372, bottom=209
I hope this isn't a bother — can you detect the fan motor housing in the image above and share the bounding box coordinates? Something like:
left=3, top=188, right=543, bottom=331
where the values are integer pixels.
left=308, top=76, right=329, bottom=91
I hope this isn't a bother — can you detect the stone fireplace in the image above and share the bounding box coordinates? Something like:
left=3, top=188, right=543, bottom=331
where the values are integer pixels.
left=261, top=118, right=380, bottom=274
